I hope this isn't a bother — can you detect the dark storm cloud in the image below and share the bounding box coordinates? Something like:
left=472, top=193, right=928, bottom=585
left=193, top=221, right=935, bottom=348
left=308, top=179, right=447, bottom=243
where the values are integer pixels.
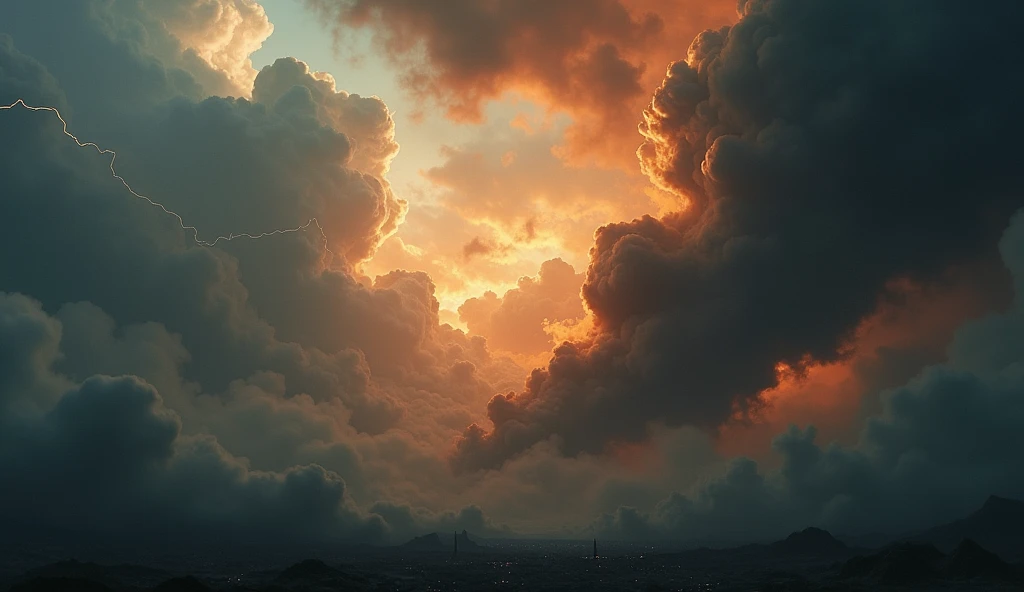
left=369, top=502, right=513, bottom=540
left=303, top=0, right=737, bottom=163
left=452, top=0, right=1024, bottom=470
left=113, top=89, right=405, bottom=266
left=597, top=215, right=1024, bottom=541
left=0, top=293, right=386, bottom=545
left=252, top=57, right=400, bottom=178
left=0, top=35, right=67, bottom=110
left=0, top=89, right=400, bottom=433
left=598, top=209, right=1024, bottom=540
left=0, top=1, right=210, bottom=140
left=306, top=0, right=659, bottom=122
left=0, top=2, right=519, bottom=542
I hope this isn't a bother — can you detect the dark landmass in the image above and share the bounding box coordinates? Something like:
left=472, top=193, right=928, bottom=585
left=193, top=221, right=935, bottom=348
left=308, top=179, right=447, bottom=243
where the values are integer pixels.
left=771, top=527, right=850, bottom=557
left=3, top=497, right=1023, bottom=591
left=400, top=533, right=444, bottom=552
left=835, top=495, right=1024, bottom=563
left=401, top=530, right=485, bottom=556
left=840, top=539, right=1021, bottom=588
left=10, top=578, right=115, bottom=592
left=151, top=577, right=212, bottom=592
left=907, top=495, right=1024, bottom=561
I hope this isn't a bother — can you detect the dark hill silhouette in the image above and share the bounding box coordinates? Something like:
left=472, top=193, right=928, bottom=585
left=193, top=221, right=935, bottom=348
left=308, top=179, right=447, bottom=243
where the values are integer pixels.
left=10, top=577, right=115, bottom=592
left=274, top=559, right=340, bottom=582
left=401, top=532, right=444, bottom=551
left=835, top=531, right=893, bottom=549
left=272, top=558, right=369, bottom=590
left=21, top=559, right=169, bottom=589
left=399, top=530, right=486, bottom=554
left=23, top=560, right=119, bottom=589
left=911, top=495, right=1024, bottom=560
left=656, top=528, right=854, bottom=571
left=840, top=542, right=945, bottom=585
left=151, top=575, right=212, bottom=592
left=770, top=527, right=848, bottom=556
left=840, top=538, right=1023, bottom=586
left=455, top=530, right=485, bottom=553
left=944, top=538, right=1016, bottom=581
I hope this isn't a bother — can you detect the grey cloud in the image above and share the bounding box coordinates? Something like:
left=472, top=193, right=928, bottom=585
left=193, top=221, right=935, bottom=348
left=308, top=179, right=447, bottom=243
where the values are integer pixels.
left=0, top=3, right=523, bottom=542
left=368, top=502, right=513, bottom=540
left=253, top=57, right=400, bottom=178
left=452, top=0, right=1024, bottom=470
left=595, top=212, right=1024, bottom=542
left=0, top=293, right=384, bottom=545
left=306, top=0, right=658, bottom=123
left=0, top=34, right=67, bottom=110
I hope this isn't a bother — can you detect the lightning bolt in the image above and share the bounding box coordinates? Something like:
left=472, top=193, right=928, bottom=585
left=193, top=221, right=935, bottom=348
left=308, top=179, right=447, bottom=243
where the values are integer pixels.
left=1, top=99, right=334, bottom=255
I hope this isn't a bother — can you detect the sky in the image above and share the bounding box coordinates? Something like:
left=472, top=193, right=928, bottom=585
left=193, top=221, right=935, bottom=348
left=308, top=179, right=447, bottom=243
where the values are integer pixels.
left=1, top=0, right=1023, bottom=547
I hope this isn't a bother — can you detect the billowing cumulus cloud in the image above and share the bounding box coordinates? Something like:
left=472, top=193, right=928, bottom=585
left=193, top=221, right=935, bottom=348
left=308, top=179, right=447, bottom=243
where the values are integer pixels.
left=252, top=57, right=400, bottom=178
left=142, top=0, right=275, bottom=96
left=0, top=2, right=526, bottom=542
left=596, top=212, right=1024, bottom=542
left=113, top=84, right=405, bottom=266
left=715, top=262, right=1012, bottom=460
left=451, top=0, right=1024, bottom=471
left=0, top=293, right=384, bottom=545
left=364, top=119, right=665, bottom=315
left=0, top=0, right=271, bottom=132
left=306, top=0, right=735, bottom=164
left=459, top=258, right=586, bottom=357
left=307, top=0, right=659, bottom=123
left=422, top=123, right=654, bottom=243
left=5, top=0, right=1024, bottom=547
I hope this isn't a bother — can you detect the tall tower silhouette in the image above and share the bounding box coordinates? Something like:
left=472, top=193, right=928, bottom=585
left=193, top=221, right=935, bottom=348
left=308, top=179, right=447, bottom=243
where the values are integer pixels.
left=593, top=538, right=597, bottom=559
left=453, top=531, right=458, bottom=559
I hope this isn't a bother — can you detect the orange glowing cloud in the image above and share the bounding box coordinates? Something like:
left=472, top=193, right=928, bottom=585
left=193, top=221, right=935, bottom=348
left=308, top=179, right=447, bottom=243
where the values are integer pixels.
left=365, top=120, right=662, bottom=313
left=308, top=0, right=738, bottom=167
left=716, top=264, right=1013, bottom=461
left=459, top=258, right=586, bottom=359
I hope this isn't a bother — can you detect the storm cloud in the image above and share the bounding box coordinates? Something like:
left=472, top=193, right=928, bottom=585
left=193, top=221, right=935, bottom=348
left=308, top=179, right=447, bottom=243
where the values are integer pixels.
left=4, top=0, right=1024, bottom=547
left=597, top=211, right=1024, bottom=542
left=0, top=0, right=520, bottom=543
left=451, top=0, right=1024, bottom=471
left=306, top=0, right=735, bottom=163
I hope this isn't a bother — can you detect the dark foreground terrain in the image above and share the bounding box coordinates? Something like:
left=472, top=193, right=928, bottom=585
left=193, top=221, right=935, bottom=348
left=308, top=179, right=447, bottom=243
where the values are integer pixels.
left=3, top=497, right=1023, bottom=591
left=3, top=537, right=1022, bottom=592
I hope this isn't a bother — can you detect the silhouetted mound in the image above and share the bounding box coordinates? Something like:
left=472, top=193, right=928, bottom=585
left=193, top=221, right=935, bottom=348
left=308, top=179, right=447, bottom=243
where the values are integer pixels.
left=11, top=577, right=114, bottom=592
left=841, top=542, right=944, bottom=585
left=21, top=559, right=169, bottom=589
left=152, top=575, right=212, bottom=592
left=772, top=528, right=848, bottom=556
left=21, top=560, right=121, bottom=588
left=944, top=538, right=1014, bottom=580
left=913, top=495, right=1024, bottom=560
left=272, top=559, right=368, bottom=590
left=455, top=530, right=484, bottom=553
left=274, top=559, right=340, bottom=582
left=400, top=530, right=486, bottom=553
left=401, top=532, right=444, bottom=551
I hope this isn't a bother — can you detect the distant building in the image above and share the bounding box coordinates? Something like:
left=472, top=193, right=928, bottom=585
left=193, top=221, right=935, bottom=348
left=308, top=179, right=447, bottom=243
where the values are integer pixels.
left=593, top=538, right=597, bottom=559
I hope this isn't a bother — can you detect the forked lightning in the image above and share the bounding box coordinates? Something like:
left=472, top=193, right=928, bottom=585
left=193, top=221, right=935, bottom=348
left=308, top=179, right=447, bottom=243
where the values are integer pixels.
left=1, top=99, right=333, bottom=254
